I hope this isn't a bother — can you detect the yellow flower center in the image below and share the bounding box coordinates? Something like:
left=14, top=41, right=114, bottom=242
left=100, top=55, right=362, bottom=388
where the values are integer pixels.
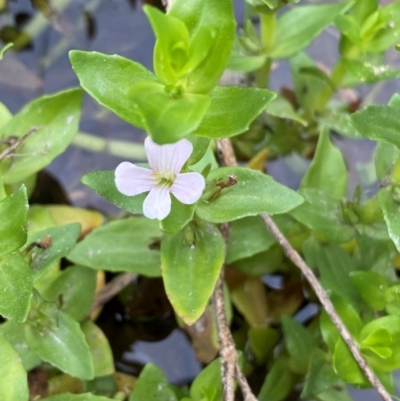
left=154, top=170, right=176, bottom=188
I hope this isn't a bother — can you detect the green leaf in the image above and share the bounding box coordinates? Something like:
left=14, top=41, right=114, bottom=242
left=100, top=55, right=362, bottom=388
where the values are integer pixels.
left=290, top=189, right=354, bottom=243
left=271, top=1, right=353, bottom=59
left=265, top=95, right=307, bottom=126
left=349, top=271, right=388, bottom=310
left=81, top=320, right=114, bottom=377
left=227, top=53, right=267, bottom=73
left=161, top=222, right=225, bottom=324
left=129, top=363, right=177, bottom=401
left=41, top=265, right=97, bottom=321
left=168, top=0, right=236, bottom=93
left=160, top=196, right=195, bottom=233
left=301, top=349, right=338, bottom=399
left=316, top=111, right=361, bottom=139
left=2, top=89, right=83, bottom=184
left=226, top=216, right=275, bottom=263
left=0, top=252, right=32, bottom=322
left=196, top=167, right=304, bottom=223
left=43, top=394, right=114, bottom=401
left=282, top=315, right=315, bottom=374
left=290, top=52, right=330, bottom=113
left=374, top=141, right=400, bottom=181
left=24, top=223, right=81, bottom=281
left=0, top=332, right=29, bottom=401
left=190, top=358, right=222, bottom=401
left=68, top=218, right=161, bottom=277
left=333, top=337, right=366, bottom=385
left=82, top=171, right=146, bottom=215
left=341, top=59, right=400, bottom=87
left=249, top=326, right=280, bottom=365
left=303, top=241, right=360, bottom=309
left=360, top=316, right=400, bottom=371
left=187, top=135, right=210, bottom=166
left=385, top=285, right=400, bottom=316
left=258, top=357, right=298, bottom=401
left=129, top=81, right=211, bottom=144
left=25, top=310, right=94, bottom=380
left=377, top=188, right=400, bottom=252
left=194, top=86, right=276, bottom=139
left=350, top=104, right=400, bottom=148
left=0, top=321, right=41, bottom=370
left=69, top=50, right=156, bottom=128
left=300, top=130, right=347, bottom=200
left=0, top=186, right=28, bottom=257
left=144, top=5, right=190, bottom=85
left=319, top=293, right=362, bottom=354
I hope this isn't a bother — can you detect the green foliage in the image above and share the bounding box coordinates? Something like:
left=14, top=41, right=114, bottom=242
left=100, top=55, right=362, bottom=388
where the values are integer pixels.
left=0, top=332, right=29, bottom=401
left=0, top=186, right=28, bottom=257
left=3, top=0, right=400, bottom=398
left=1, top=89, right=83, bottom=184
left=196, top=166, right=304, bottom=223
left=161, top=222, right=225, bottom=324
left=68, top=218, right=162, bottom=276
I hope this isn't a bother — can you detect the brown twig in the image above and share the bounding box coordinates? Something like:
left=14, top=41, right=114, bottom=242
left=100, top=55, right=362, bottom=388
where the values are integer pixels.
left=0, top=127, right=39, bottom=160
left=213, top=139, right=258, bottom=401
left=217, top=137, right=392, bottom=401
left=89, top=272, right=137, bottom=315
left=259, top=213, right=392, bottom=401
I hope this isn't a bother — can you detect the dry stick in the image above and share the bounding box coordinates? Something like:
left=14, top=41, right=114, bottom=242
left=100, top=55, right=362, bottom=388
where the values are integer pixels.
left=213, top=140, right=258, bottom=401
left=89, top=272, right=137, bottom=315
left=212, top=268, right=236, bottom=401
left=218, top=138, right=392, bottom=401
left=0, top=127, right=39, bottom=161
left=259, top=213, right=392, bottom=401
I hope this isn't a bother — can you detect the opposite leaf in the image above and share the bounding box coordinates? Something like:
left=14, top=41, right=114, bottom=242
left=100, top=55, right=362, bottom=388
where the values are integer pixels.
left=129, top=81, right=211, bottom=144
left=68, top=218, right=162, bottom=276
left=271, top=1, right=353, bottom=59
left=69, top=50, right=156, bottom=128
left=194, top=86, right=276, bottom=139
left=161, top=222, right=225, bottom=324
left=168, top=0, right=236, bottom=93
left=129, top=363, right=178, bottom=401
left=0, top=252, right=32, bottom=323
left=350, top=104, right=400, bottom=148
left=0, top=185, right=28, bottom=257
left=0, top=332, right=29, bottom=401
left=196, top=167, right=303, bottom=223
left=300, top=130, right=347, bottom=200
left=25, top=310, right=94, bottom=380
left=2, top=89, right=83, bottom=184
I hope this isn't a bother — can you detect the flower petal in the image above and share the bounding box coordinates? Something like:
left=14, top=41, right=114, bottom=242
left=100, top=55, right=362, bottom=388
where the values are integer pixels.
left=145, top=136, right=193, bottom=174
left=170, top=172, right=205, bottom=204
left=115, top=162, right=155, bottom=196
left=143, top=186, right=172, bottom=220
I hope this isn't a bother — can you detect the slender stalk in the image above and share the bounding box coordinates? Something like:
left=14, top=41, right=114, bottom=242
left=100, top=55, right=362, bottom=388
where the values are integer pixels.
left=214, top=139, right=258, bottom=401
left=72, top=132, right=146, bottom=160
left=89, top=272, right=137, bottom=315
left=217, top=137, right=392, bottom=401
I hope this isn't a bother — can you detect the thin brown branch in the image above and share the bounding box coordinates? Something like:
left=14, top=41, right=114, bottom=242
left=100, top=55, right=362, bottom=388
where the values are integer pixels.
left=259, top=213, right=392, bottom=401
left=89, top=272, right=137, bottom=315
left=217, top=136, right=392, bottom=401
left=214, top=139, right=257, bottom=401
left=212, top=271, right=236, bottom=401
left=0, top=127, right=39, bottom=161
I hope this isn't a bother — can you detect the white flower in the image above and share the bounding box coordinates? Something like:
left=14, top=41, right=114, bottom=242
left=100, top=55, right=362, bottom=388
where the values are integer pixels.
left=115, top=137, right=206, bottom=220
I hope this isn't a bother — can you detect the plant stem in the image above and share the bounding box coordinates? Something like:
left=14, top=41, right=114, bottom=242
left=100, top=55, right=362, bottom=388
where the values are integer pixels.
left=214, top=139, right=258, bottom=401
left=72, top=132, right=146, bottom=160
left=217, top=138, right=393, bottom=401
